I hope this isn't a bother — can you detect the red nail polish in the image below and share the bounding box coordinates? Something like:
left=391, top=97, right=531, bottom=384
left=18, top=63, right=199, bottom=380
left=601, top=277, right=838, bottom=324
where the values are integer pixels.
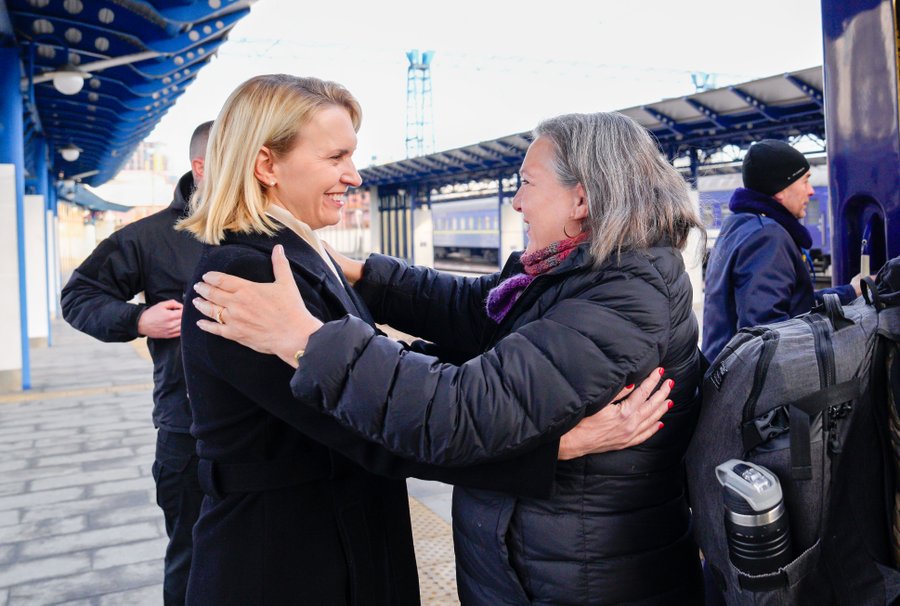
left=658, top=367, right=665, bottom=376
left=668, top=379, right=675, bottom=389
left=667, top=400, right=674, bottom=409
left=625, top=384, right=635, bottom=390
left=658, top=422, right=665, bottom=429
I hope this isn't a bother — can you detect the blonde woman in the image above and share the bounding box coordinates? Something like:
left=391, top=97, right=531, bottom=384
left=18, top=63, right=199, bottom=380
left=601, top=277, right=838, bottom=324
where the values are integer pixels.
left=180, top=76, right=673, bottom=605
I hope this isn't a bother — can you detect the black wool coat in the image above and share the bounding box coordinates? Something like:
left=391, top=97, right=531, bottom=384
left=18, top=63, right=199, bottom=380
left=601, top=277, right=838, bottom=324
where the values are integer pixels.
left=289, top=245, right=705, bottom=605
left=181, top=224, right=559, bottom=606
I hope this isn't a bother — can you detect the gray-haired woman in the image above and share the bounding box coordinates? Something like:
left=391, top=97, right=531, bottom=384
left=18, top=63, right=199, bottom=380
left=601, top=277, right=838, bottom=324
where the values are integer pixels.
left=193, top=111, right=705, bottom=604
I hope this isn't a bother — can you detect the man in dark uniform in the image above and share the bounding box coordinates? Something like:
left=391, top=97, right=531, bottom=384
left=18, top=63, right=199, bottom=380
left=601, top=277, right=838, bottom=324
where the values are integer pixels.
left=61, top=121, right=211, bottom=605
left=702, top=139, right=866, bottom=362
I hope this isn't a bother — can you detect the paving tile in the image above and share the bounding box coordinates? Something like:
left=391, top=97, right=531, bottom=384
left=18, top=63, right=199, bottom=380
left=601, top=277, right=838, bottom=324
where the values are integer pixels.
left=0, top=515, right=85, bottom=545
left=0, top=543, right=15, bottom=566
left=17, top=442, right=83, bottom=458
left=0, top=465, right=74, bottom=484
left=88, top=505, right=160, bottom=530
left=0, top=553, right=91, bottom=587
left=92, top=537, right=167, bottom=570
left=0, top=510, right=19, bottom=527
left=36, top=449, right=133, bottom=468
left=89, top=477, right=154, bottom=498
left=6, top=560, right=160, bottom=604
left=30, top=467, right=141, bottom=492
left=0, top=460, right=28, bottom=474
left=21, top=493, right=151, bottom=524
left=0, top=429, right=71, bottom=444
left=19, top=522, right=160, bottom=559
left=0, top=482, right=26, bottom=497
left=0, top=487, right=84, bottom=512
left=83, top=422, right=147, bottom=435
left=0, top=425, right=36, bottom=437
left=96, top=583, right=161, bottom=605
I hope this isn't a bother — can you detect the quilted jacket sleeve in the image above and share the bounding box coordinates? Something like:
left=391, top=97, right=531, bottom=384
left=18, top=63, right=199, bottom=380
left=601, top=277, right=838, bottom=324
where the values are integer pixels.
left=61, top=230, right=147, bottom=342
left=291, top=269, right=671, bottom=466
left=354, top=254, right=500, bottom=351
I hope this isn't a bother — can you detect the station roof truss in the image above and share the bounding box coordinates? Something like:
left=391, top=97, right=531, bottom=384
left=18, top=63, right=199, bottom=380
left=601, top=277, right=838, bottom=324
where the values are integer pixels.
left=361, top=66, right=826, bottom=197
left=3, top=0, right=255, bottom=187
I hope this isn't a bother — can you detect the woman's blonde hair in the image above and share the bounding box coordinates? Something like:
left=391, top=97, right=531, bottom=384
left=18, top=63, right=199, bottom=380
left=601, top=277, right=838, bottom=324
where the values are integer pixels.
left=178, top=74, right=361, bottom=244
left=534, top=112, right=704, bottom=267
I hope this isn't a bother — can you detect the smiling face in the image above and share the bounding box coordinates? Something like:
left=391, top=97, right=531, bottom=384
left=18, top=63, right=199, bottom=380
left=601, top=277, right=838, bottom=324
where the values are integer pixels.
left=264, top=105, right=361, bottom=229
left=512, top=137, right=587, bottom=253
left=773, top=170, right=813, bottom=220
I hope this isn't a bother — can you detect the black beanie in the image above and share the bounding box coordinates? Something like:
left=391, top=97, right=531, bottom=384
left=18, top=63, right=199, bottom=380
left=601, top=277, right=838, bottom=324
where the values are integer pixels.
left=741, top=139, right=810, bottom=196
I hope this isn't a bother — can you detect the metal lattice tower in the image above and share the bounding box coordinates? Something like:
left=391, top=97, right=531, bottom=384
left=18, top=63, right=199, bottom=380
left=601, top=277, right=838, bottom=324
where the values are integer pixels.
left=690, top=71, right=717, bottom=92
left=405, top=49, right=435, bottom=158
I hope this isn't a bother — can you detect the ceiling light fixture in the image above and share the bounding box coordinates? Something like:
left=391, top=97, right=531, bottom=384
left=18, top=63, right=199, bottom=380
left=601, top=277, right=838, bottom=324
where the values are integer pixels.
left=59, top=143, right=82, bottom=161
left=51, top=66, right=88, bottom=95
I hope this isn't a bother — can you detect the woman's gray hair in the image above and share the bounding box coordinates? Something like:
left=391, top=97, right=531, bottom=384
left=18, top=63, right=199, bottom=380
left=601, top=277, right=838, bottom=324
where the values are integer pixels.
left=534, top=112, right=704, bottom=267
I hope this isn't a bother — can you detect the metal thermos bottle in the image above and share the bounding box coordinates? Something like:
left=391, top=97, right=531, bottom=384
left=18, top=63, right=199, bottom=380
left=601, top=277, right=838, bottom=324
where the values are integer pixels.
left=715, top=460, right=794, bottom=575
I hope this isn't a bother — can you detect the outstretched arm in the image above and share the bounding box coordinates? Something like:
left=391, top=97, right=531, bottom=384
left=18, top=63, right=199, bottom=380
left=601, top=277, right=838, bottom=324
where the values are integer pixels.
left=192, top=245, right=673, bottom=465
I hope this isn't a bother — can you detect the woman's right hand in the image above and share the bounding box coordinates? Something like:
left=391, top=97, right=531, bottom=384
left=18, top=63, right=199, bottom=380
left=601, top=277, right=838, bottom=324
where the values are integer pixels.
left=322, top=241, right=365, bottom=285
left=558, top=368, right=673, bottom=460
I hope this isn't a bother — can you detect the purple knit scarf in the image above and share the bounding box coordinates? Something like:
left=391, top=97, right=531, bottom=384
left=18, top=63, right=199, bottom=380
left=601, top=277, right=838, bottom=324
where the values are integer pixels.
left=485, top=231, right=589, bottom=323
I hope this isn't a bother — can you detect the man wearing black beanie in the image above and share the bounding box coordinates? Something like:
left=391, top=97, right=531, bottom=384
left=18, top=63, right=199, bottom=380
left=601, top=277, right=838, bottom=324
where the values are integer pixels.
left=701, top=139, right=865, bottom=362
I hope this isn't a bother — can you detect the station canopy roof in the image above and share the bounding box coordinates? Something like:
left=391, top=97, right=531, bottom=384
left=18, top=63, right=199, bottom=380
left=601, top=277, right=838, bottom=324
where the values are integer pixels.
left=360, top=66, right=825, bottom=192
left=56, top=179, right=130, bottom=212
left=2, top=0, right=255, bottom=187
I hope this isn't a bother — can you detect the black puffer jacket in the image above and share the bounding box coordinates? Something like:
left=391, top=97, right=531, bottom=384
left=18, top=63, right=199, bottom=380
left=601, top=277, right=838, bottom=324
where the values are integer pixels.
left=292, top=244, right=704, bottom=605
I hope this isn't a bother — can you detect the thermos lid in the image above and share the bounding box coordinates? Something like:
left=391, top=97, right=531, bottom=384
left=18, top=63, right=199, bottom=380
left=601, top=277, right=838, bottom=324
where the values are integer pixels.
left=715, top=459, right=784, bottom=513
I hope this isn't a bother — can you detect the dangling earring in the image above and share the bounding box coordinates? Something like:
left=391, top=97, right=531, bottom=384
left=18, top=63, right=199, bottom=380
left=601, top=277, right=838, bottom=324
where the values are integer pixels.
left=563, top=219, right=583, bottom=239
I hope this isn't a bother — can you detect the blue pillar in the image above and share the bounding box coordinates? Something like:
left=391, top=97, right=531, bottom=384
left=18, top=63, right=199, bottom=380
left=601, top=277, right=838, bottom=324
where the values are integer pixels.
left=48, top=177, right=60, bottom=318
left=34, top=137, right=53, bottom=346
left=0, top=46, right=30, bottom=389
left=820, top=0, right=900, bottom=283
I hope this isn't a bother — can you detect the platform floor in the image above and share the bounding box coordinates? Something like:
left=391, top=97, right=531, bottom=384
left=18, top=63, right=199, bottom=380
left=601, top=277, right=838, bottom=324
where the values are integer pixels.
left=0, top=320, right=457, bottom=605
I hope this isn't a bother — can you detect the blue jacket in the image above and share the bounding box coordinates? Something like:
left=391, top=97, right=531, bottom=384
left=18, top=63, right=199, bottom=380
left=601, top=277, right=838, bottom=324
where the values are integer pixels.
left=702, top=206, right=855, bottom=362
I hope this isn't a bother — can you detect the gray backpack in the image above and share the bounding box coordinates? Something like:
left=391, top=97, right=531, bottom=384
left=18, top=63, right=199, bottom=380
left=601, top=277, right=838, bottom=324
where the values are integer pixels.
left=687, top=280, right=900, bottom=605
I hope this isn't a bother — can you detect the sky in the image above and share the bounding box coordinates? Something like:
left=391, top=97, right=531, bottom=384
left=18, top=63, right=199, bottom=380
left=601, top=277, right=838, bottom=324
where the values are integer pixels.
left=145, top=0, right=826, bottom=175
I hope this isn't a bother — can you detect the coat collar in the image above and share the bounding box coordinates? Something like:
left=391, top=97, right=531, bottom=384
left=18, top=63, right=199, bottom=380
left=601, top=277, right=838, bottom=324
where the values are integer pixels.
left=221, top=225, right=366, bottom=320
left=170, top=171, right=195, bottom=213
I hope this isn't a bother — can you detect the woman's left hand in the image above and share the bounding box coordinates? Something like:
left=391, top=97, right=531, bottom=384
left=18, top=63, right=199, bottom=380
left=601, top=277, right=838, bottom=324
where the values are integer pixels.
left=557, top=369, right=673, bottom=460
left=192, top=244, right=323, bottom=367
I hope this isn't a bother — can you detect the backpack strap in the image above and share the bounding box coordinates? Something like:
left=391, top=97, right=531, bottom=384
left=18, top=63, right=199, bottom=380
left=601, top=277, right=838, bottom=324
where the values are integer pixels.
left=741, top=406, right=790, bottom=452
left=741, top=378, right=862, bottom=470
left=820, top=293, right=854, bottom=331
left=861, top=276, right=880, bottom=308
left=787, top=379, right=861, bottom=480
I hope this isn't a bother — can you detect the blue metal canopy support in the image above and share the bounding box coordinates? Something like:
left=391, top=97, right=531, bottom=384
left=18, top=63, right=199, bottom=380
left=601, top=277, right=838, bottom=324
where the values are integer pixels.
left=0, top=45, right=30, bottom=389
left=821, top=0, right=899, bottom=284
